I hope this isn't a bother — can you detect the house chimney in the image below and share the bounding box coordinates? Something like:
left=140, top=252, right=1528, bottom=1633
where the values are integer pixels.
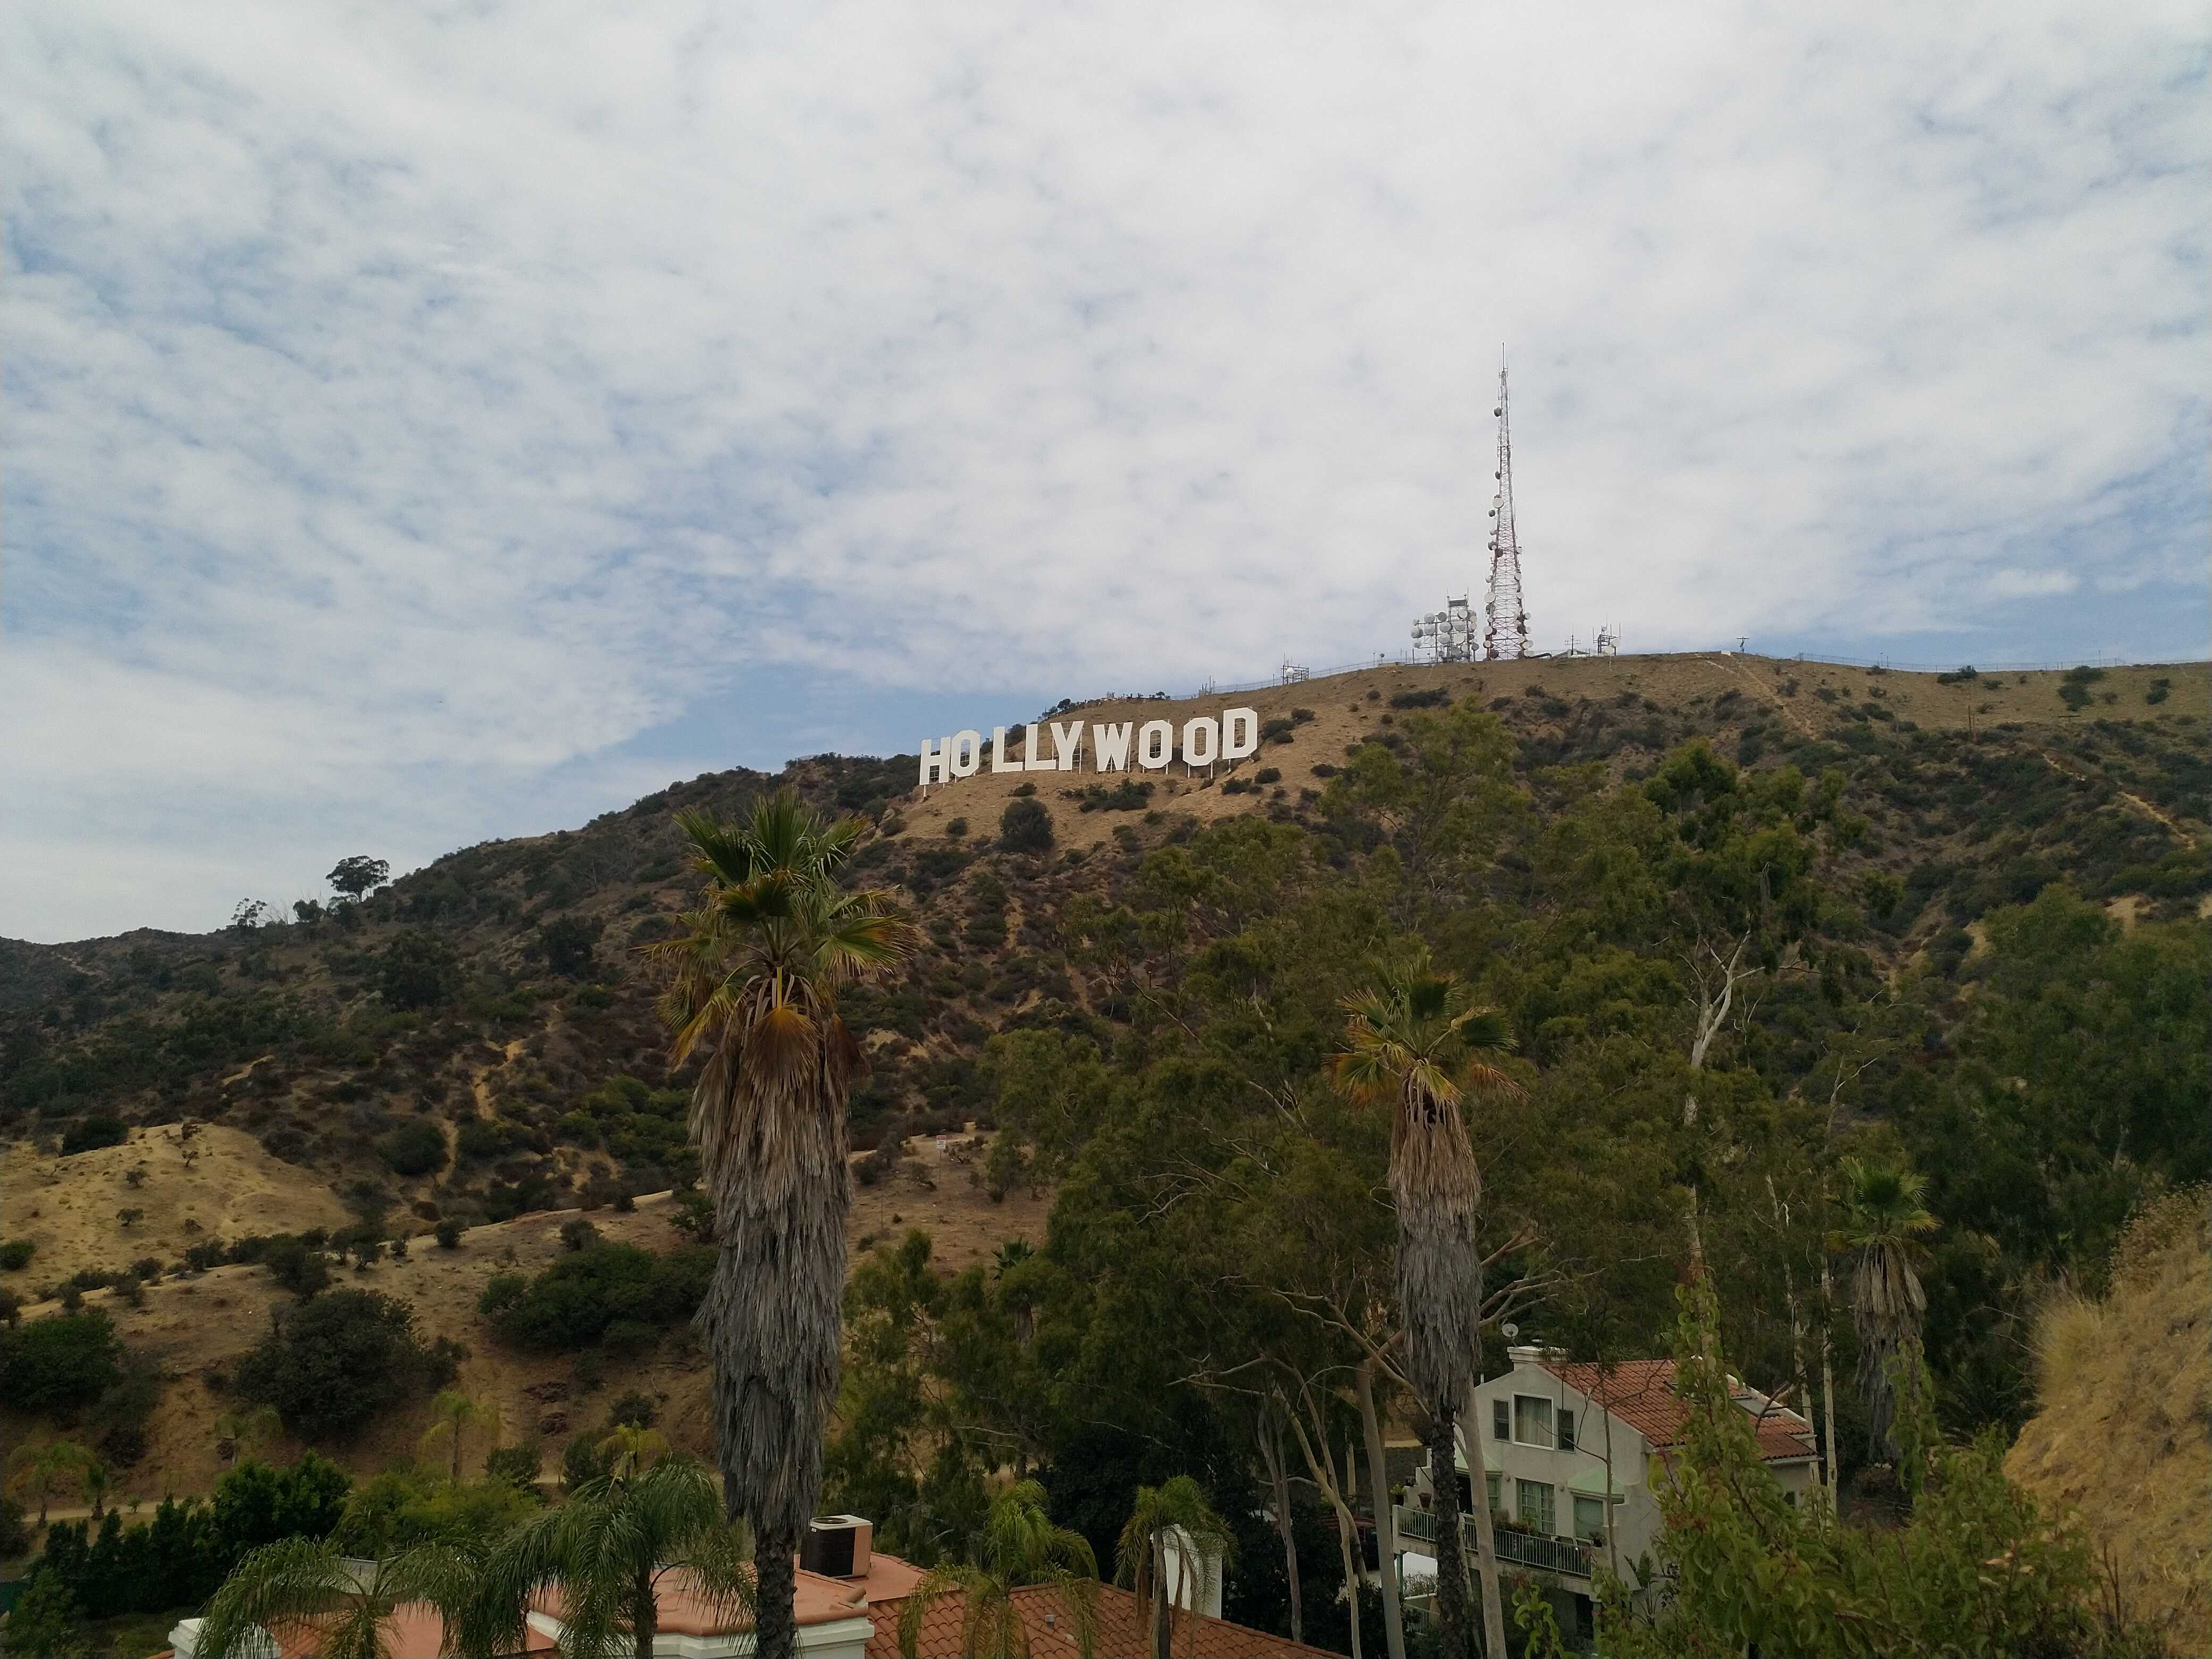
left=1507, top=1345, right=1543, bottom=1366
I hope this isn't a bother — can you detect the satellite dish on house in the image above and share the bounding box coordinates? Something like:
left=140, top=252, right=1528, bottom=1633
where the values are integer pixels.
left=1502, top=1322, right=1520, bottom=1340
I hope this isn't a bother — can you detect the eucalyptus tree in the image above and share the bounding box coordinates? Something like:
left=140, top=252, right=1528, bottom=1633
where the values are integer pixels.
left=895, top=1479, right=1100, bottom=1659
left=1334, top=946, right=1519, bottom=1659
left=1833, top=1158, right=1938, bottom=1460
left=649, top=789, right=920, bottom=1659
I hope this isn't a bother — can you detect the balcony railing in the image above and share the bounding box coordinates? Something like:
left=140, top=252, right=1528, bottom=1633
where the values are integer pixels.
left=1391, top=1505, right=1593, bottom=1580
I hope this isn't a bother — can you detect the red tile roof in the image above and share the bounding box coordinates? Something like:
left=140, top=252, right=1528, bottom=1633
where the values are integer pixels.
left=1539, top=1358, right=1818, bottom=1463
left=865, top=1579, right=1340, bottom=1659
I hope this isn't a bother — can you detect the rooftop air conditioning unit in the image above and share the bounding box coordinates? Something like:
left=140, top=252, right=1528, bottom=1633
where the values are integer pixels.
left=802, top=1514, right=874, bottom=1579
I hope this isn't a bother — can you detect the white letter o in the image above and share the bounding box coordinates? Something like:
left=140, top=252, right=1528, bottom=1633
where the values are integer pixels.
left=1183, top=717, right=1219, bottom=766
left=950, top=730, right=982, bottom=777
left=1137, top=720, right=1174, bottom=769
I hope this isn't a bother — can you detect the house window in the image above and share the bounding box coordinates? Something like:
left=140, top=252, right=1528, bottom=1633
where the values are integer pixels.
left=1572, top=1495, right=1606, bottom=1541
left=1516, top=1480, right=1555, bottom=1534
left=1485, top=1472, right=1501, bottom=1515
left=1492, top=1398, right=1510, bottom=1440
left=1558, top=1409, right=1577, bottom=1453
left=1513, top=1395, right=1553, bottom=1448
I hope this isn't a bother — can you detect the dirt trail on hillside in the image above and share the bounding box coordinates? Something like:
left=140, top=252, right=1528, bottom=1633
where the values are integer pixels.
left=2041, top=751, right=2200, bottom=849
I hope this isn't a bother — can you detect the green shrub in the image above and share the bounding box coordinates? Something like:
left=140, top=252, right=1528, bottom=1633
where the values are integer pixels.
left=945, top=818, right=968, bottom=838
left=1388, top=688, right=1449, bottom=709
left=0, top=1238, right=35, bottom=1271
left=1071, top=780, right=1153, bottom=812
left=375, top=1119, right=447, bottom=1177
left=999, top=798, right=1055, bottom=854
left=434, top=1219, right=464, bottom=1250
left=265, top=1237, right=331, bottom=1298
left=378, top=929, right=463, bottom=1010
left=484, top=1440, right=544, bottom=1490
left=232, top=1289, right=460, bottom=1442
left=484, top=1243, right=712, bottom=1352
left=0, top=1309, right=124, bottom=1411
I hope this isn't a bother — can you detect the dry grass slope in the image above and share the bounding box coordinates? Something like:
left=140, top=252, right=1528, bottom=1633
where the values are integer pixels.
left=2007, top=1188, right=2210, bottom=1656
left=1, top=1131, right=1042, bottom=1507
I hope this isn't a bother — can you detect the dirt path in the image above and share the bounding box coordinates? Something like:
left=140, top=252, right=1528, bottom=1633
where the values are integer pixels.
left=1700, top=653, right=1819, bottom=740
left=2043, top=752, right=2200, bottom=849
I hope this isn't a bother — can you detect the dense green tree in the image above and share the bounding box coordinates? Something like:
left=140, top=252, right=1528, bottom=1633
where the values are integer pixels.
left=234, top=1291, right=459, bottom=1441
left=327, top=856, right=391, bottom=901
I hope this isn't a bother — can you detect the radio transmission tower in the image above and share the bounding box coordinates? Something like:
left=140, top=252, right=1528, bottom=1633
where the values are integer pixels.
left=1482, top=360, right=1531, bottom=660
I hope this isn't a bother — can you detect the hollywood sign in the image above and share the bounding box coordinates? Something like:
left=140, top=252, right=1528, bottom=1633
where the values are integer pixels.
left=919, top=707, right=1262, bottom=788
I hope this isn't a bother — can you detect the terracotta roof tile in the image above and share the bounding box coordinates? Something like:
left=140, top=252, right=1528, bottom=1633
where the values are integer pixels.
left=866, top=1580, right=1338, bottom=1659
left=1540, top=1358, right=1816, bottom=1463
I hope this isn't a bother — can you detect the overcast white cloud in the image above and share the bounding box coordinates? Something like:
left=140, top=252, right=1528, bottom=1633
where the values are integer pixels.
left=3, top=0, right=2205, bottom=942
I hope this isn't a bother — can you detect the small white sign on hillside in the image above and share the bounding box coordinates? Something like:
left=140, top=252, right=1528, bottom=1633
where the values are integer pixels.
left=918, top=707, right=1261, bottom=787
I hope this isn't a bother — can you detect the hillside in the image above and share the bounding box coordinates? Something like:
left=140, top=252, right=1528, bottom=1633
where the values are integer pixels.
left=2008, top=1190, right=2210, bottom=1656
left=1, top=651, right=2205, bottom=1510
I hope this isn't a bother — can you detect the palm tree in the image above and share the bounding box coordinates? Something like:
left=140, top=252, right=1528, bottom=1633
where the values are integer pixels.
left=598, top=1422, right=671, bottom=1482
left=480, top=1454, right=751, bottom=1659
left=196, top=1535, right=489, bottom=1659
left=1115, top=1476, right=1232, bottom=1659
left=1334, top=946, right=1520, bottom=1659
left=214, top=1404, right=283, bottom=1465
left=419, top=1388, right=502, bottom=1483
left=1832, top=1158, right=1938, bottom=1462
left=648, top=789, right=919, bottom=1659
left=81, top=1459, right=110, bottom=1520
left=895, top=1479, right=1099, bottom=1659
left=5, top=1439, right=90, bottom=1525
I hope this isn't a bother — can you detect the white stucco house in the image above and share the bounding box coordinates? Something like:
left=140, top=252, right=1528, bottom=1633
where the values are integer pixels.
left=1395, top=1344, right=1820, bottom=1636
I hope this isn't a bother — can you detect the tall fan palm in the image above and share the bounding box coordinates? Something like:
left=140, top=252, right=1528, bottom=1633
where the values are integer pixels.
left=895, top=1479, right=1100, bottom=1659
left=480, top=1455, right=752, bottom=1659
left=1334, top=946, right=1520, bottom=1659
left=648, top=789, right=920, bottom=1659
left=196, top=1535, right=490, bottom=1659
left=1832, top=1158, right=1938, bottom=1461
left=1115, top=1476, right=1233, bottom=1659
left=418, top=1389, right=502, bottom=1484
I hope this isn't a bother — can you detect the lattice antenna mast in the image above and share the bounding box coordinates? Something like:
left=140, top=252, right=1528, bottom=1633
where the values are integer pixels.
left=1483, top=360, right=1531, bottom=660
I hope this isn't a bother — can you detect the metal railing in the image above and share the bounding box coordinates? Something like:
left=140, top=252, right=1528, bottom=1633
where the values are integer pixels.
left=1392, top=1505, right=1593, bottom=1579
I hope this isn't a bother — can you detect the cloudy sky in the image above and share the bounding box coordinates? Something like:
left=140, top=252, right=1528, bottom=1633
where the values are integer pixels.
left=4, top=1, right=2205, bottom=943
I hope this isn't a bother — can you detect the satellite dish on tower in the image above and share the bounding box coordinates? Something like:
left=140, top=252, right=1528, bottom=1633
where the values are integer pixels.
left=1502, top=1322, right=1520, bottom=1340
